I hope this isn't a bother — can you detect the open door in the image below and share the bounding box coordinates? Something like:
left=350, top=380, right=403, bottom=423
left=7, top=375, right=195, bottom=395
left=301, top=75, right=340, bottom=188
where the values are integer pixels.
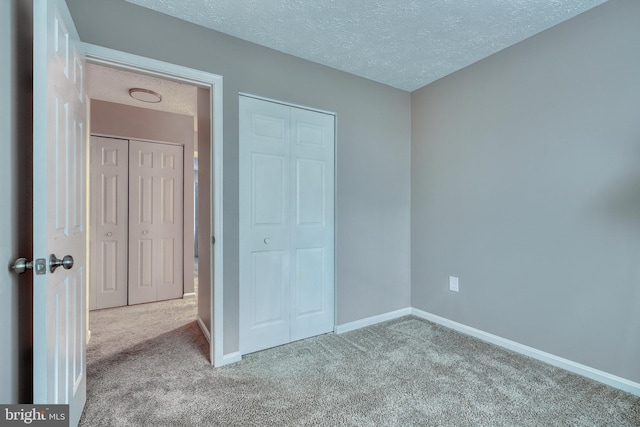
left=33, top=0, right=87, bottom=424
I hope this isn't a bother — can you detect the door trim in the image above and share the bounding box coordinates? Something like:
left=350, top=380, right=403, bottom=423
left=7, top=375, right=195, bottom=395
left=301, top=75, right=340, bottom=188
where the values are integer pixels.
left=82, top=43, right=225, bottom=367
left=239, top=92, right=337, bottom=116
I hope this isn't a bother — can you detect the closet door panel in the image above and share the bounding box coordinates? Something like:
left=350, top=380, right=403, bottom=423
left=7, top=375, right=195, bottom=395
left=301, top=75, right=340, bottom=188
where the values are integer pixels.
left=239, top=97, right=291, bottom=354
left=290, top=107, right=335, bottom=342
left=129, top=140, right=184, bottom=304
left=90, top=136, right=128, bottom=310
left=156, top=145, right=184, bottom=301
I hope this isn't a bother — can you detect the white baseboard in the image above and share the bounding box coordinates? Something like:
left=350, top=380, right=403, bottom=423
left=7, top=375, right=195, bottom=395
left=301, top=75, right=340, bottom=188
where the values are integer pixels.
left=183, top=292, right=196, bottom=299
left=197, top=304, right=640, bottom=395
left=196, top=315, right=211, bottom=343
left=221, top=352, right=242, bottom=366
left=196, top=315, right=241, bottom=367
left=411, top=308, right=640, bottom=397
left=335, top=307, right=412, bottom=334
left=222, top=308, right=410, bottom=365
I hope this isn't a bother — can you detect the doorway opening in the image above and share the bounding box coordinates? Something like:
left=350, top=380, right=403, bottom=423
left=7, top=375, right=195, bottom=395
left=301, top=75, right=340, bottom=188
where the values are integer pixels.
left=83, top=44, right=224, bottom=366
left=87, top=64, right=198, bottom=310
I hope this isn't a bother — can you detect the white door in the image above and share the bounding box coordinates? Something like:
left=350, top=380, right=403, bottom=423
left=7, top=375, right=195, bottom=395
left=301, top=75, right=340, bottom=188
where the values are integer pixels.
left=90, top=136, right=128, bottom=310
left=129, top=140, right=184, bottom=305
left=33, top=0, right=86, bottom=425
left=240, top=99, right=291, bottom=353
left=239, top=95, right=334, bottom=355
left=289, top=106, right=335, bottom=342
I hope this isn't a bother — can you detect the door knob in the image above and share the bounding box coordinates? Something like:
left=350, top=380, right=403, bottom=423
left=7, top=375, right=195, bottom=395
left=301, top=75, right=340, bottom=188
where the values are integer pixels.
left=12, top=257, right=47, bottom=275
left=49, top=254, right=74, bottom=273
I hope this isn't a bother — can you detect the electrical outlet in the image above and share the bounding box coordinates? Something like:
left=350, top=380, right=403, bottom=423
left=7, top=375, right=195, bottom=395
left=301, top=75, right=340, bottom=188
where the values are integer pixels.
left=449, top=276, right=459, bottom=292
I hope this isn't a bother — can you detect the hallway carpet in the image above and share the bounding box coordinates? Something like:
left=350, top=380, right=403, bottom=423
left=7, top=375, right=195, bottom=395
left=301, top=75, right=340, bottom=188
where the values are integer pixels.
left=80, top=299, right=639, bottom=426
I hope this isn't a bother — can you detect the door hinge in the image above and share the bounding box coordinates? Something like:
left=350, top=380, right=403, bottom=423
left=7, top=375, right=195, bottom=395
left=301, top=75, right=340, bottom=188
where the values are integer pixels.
left=212, top=236, right=216, bottom=245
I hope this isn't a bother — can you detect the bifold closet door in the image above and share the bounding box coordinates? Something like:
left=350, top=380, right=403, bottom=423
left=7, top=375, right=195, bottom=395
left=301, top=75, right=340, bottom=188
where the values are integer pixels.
left=129, top=140, right=184, bottom=305
left=90, top=136, right=129, bottom=310
left=289, top=106, right=335, bottom=343
left=239, top=95, right=335, bottom=355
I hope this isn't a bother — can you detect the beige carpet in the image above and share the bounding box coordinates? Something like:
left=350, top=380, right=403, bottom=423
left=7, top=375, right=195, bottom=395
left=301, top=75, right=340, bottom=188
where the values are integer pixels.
left=80, top=297, right=640, bottom=426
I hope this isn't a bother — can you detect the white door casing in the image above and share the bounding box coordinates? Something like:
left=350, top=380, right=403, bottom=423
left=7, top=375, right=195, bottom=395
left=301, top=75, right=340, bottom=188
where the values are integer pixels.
left=90, top=136, right=128, bottom=310
left=129, top=140, right=184, bottom=305
left=33, top=0, right=87, bottom=424
left=239, top=95, right=335, bottom=355
left=81, top=44, right=224, bottom=367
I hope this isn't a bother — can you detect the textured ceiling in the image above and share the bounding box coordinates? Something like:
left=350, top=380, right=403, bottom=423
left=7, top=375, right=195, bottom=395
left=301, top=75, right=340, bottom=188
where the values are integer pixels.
left=87, top=63, right=197, bottom=116
left=122, top=0, right=607, bottom=91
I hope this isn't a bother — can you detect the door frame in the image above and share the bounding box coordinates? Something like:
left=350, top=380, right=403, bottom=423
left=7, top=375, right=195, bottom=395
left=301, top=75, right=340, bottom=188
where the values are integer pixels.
left=82, top=43, right=225, bottom=367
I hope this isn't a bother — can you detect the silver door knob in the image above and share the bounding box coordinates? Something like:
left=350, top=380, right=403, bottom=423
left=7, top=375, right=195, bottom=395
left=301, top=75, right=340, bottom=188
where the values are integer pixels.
left=12, top=257, right=46, bottom=275
left=12, top=258, right=33, bottom=274
left=49, top=254, right=74, bottom=273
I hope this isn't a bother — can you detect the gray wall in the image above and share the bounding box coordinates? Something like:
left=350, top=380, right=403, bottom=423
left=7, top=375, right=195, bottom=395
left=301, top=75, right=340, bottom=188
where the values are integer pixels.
left=411, top=0, right=640, bottom=383
left=0, top=0, right=33, bottom=403
left=66, top=0, right=412, bottom=355
left=90, top=100, right=195, bottom=147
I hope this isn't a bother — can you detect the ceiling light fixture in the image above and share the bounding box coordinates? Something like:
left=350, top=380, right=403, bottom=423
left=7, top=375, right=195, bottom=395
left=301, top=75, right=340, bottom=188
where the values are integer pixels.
left=129, top=88, right=162, bottom=103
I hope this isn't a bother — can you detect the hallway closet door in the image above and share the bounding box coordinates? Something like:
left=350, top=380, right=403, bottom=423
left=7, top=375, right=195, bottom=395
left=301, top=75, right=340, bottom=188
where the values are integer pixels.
left=90, top=136, right=129, bottom=310
left=239, top=95, right=335, bottom=355
left=129, top=140, right=184, bottom=305
left=90, top=137, right=185, bottom=308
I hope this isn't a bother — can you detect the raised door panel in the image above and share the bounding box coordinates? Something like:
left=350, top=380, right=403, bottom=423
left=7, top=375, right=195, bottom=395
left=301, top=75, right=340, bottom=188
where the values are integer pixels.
left=294, top=247, right=325, bottom=317
left=52, top=92, right=68, bottom=240
left=252, top=153, right=287, bottom=226
left=250, top=250, right=288, bottom=325
left=296, top=159, right=326, bottom=226
left=90, top=136, right=128, bottom=310
left=138, top=175, right=154, bottom=225
left=136, top=238, right=153, bottom=288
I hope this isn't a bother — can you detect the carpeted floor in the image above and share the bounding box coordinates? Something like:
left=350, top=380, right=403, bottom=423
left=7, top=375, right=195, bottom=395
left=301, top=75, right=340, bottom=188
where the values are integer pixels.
left=80, top=297, right=640, bottom=426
